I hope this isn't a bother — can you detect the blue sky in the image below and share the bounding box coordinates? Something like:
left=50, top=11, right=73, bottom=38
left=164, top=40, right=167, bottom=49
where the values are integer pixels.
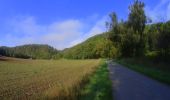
left=0, top=0, right=170, bottom=50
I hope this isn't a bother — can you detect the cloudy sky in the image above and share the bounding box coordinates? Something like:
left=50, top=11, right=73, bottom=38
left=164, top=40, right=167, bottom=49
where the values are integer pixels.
left=0, top=0, right=170, bottom=50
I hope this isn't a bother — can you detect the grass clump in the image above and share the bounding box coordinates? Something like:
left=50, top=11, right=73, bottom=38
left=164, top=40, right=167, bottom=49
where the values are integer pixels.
left=80, top=61, right=113, bottom=100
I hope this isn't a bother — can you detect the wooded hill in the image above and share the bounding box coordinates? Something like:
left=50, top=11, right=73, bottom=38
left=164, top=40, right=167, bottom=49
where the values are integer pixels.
left=62, top=33, right=117, bottom=59
left=0, top=44, right=58, bottom=59
left=0, top=33, right=117, bottom=59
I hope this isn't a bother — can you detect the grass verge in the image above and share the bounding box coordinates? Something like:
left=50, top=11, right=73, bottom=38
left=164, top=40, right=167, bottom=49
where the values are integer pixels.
left=80, top=60, right=113, bottom=100
left=116, top=58, right=170, bottom=85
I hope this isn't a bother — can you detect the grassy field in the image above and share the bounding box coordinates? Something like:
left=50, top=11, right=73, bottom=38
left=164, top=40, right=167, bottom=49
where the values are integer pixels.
left=116, top=58, right=170, bottom=85
left=0, top=57, right=101, bottom=99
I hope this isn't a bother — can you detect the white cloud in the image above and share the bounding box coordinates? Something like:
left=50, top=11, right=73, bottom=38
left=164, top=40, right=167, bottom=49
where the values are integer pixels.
left=145, top=0, right=170, bottom=22
left=1, top=15, right=106, bottom=50
left=9, top=16, right=43, bottom=36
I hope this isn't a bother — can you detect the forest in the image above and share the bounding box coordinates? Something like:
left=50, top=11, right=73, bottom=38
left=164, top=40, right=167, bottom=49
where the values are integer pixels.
left=0, top=44, right=58, bottom=59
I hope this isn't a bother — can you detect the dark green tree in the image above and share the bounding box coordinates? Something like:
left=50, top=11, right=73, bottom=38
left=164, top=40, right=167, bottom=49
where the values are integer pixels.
left=157, top=21, right=170, bottom=62
left=106, top=12, right=118, bottom=41
left=127, top=0, right=147, bottom=56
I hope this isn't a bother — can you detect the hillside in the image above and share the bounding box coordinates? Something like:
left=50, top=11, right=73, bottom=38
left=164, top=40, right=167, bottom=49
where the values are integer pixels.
left=62, top=33, right=117, bottom=59
left=0, top=44, right=58, bottom=59
left=0, top=33, right=117, bottom=59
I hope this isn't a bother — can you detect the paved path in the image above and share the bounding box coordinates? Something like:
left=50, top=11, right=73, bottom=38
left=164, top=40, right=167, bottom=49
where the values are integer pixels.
left=108, top=61, right=170, bottom=100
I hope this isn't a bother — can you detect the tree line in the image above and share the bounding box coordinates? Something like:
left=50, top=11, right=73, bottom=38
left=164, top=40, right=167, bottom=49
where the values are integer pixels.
left=106, top=0, right=170, bottom=62
left=61, top=0, right=170, bottom=62
left=0, top=44, right=58, bottom=59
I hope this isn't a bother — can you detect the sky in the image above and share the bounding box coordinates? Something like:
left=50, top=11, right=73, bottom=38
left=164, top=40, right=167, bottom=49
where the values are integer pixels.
left=0, top=0, right=170, bottom=50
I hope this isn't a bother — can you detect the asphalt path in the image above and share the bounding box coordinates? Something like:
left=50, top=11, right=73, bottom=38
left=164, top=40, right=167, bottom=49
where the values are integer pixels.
left=108, top=61, right=170, bottom=100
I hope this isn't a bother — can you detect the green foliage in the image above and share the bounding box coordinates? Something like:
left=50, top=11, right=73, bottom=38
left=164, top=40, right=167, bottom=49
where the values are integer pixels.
left=120, top=28, right=140, bottom=57
left=62, top=34, right=117, bottom=59
left=106, top=12, right=118, bottom=32
left=145, top=51, right=159, bottom=60
left=126, top=0, right=147, bottom=56
left=128, top=0, right=146, bottom=35
left=0, top=44, right=58, bottom=59
left=106, top=0, right=147, bottom=57
left=157, top=21, right=170, bottom=61
left=146, top=21, right=170, bottom=62
left=104, top=0, right=169, bottom=63
left=146, top=23, right=162, bottom=51
left=80, top=61, right=113, bottom=100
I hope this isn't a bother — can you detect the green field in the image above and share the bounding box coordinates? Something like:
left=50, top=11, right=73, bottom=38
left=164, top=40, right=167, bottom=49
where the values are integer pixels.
left=0, top=57, right=101, bottom=99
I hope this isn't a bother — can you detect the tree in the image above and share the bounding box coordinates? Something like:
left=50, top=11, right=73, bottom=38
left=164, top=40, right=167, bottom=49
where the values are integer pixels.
left=127, top=0, right=147, bottom=56
left=146, top=23, right=163, bottom=51
left=106, top=12, right=118, bottom=41
left=128, top=0, right=146, bottom=35
left=157, top=21, right=170, bottom=62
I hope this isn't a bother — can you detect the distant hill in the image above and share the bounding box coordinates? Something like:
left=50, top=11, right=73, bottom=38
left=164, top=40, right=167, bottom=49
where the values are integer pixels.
left=0, top=44, right=58, bottom=59
left=0, top=33, right=117, bottom=59
left=62, top=33, right=117, bottom=59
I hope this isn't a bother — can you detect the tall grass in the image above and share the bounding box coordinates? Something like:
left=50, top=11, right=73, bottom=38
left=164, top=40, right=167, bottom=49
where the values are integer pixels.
left=0, top=57, right=101, bottom=99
